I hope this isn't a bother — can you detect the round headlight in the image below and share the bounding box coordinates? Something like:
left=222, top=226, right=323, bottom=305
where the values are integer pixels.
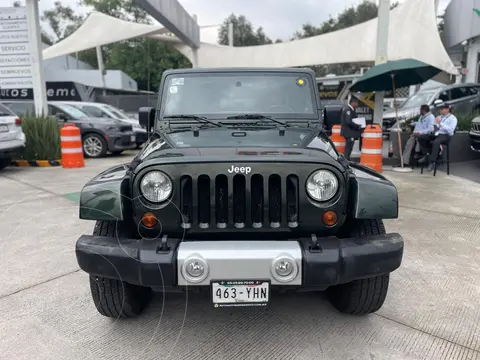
left=306, top=170, right=338, bottom=202
left=140, top=171, right=172, bottom=203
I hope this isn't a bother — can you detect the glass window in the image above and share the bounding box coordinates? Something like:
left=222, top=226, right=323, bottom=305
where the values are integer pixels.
left=54, top=104, right=89, bottom=119
left=161, top=72, right=317, bottom=119
left=0, top=103, right=15, bottom=116
left=469, top=87, right=478, bottom=95
left=5, top=102, right=35, bottom=117
left=399, top=90, right=437, bottom=109
left=81, top=105, right=109, bottom=118
left=450, top=87, right=469, bottom=100
left=102, top=104, right=130, bottom=120
left=438, top=90, right=449, bottom=102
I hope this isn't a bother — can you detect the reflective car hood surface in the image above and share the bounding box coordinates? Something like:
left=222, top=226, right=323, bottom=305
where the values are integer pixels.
left=133, top=128, right=342, bottom=171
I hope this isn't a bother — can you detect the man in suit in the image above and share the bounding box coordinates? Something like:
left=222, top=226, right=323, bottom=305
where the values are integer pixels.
left=340, top=96, right=363, bottom=160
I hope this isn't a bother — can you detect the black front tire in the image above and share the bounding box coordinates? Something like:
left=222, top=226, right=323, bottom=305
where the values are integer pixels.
left=88, top=220, right=152, bottom=318
left=326, top=219, right=390, bottom=315
left=0, top=158, right=11, bottom=170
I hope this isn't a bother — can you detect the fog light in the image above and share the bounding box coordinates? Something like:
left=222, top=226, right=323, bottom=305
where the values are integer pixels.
left=182, top=256, right=209, bottom=283
left=271, top=255, right=298, bottom=283
left=322, top=211, right=338, bottom=226
left=141, top=212, right=158, bottom=228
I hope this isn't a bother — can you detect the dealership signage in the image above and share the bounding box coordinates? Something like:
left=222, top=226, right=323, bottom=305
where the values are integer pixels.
left=0, top=81, right=95, bottom=101
left=317, top=81, right=347, bottom=100
left=0, top=6, right=32, bottom=89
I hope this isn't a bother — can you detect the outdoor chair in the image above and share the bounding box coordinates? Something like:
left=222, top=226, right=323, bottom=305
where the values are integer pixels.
left=420, top=140, right=451, bottom=176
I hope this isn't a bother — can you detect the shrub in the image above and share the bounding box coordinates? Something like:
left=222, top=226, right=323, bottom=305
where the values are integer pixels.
left=19, top=115, right=61, bottom=161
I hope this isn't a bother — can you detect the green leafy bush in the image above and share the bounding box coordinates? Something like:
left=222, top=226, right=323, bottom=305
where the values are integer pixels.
left=19, top=115, right=61, bottom=161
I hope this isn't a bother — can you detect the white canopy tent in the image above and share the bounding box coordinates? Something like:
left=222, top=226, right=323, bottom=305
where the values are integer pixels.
left=42, top=0, right=458, bottom=79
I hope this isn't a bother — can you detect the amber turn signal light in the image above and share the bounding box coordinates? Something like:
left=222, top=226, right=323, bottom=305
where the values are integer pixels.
left=141, top=212, right=158, bottom=228
left=322, top=211, right=338, bottom=226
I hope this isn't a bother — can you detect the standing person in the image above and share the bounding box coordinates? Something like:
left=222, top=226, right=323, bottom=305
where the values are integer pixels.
left=340, top=96, right=363, bottom=160
left=418, top=103, right=457, bottom=171
left=402, top=104, right=435, bottom=166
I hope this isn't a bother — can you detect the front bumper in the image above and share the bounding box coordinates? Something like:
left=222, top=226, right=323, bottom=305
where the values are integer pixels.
left=76, top=233, right=404, bottom=289
left=106, top=132, right=137, bottom=152
left=0, top=140, right=25, bottom=159
left=469, top=132, right=480, bottom=152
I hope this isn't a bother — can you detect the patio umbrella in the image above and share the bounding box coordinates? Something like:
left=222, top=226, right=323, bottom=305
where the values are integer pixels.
left=350, top=59, right=443, bottom=171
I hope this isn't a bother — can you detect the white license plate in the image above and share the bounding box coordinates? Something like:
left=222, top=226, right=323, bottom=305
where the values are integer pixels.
left=130, top=135, right=136, bottom=142
left=212, top=280, right=269, bottom=308
left=0, top=125, right=8, bottom=133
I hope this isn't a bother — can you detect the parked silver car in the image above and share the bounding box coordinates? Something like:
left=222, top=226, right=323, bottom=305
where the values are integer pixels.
left=384, top=83, right=480, bottom=132
left=0, top=103, right=26, bottom=170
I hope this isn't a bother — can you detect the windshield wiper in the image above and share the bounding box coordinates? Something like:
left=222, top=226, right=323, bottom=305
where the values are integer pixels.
left=226, top=114, right=290, bottom=127
left=163, top=115, right=224, bottom=127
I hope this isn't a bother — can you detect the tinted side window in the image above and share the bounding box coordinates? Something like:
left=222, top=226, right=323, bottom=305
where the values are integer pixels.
left=7, top=103, right=34, bottom=117
left=469, top=87, right=478, bottom=95
left=438, top=91, right=449, bottom=102
left=83, top=106, right=108, bottom=118
left=450, top=87, right=469, bottom=101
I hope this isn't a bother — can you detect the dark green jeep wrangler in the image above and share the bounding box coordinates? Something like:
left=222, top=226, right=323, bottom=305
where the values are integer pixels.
left=76, top=67, right=403, bottom=317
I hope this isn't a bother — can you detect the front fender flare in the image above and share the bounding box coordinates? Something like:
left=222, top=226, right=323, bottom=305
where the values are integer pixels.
left=347, top=165, right=399, bottom=219
left=79, top=164, right=131, bottom=221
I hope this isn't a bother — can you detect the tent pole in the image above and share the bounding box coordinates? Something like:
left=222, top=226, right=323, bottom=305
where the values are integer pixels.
left=392, top=74, right=405, bottom=168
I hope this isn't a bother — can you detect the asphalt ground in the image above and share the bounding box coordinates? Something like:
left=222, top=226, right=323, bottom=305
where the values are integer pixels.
left=0, top=151, right=479, bottom=360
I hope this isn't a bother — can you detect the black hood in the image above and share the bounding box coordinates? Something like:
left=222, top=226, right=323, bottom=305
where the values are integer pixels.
left=132, top=127, right=342, bottom=172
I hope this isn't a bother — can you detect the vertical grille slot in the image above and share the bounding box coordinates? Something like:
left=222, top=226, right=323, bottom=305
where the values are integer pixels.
left=251, top=174, right=264, bottom=228
left=268, top=174, right=282, bottom=227
left=180, top=176, right=193, bottom=228
left=215, top=175, right=228, bottom=228
left=286, top=175, right=299, bottom=228
left=233, top=175, right=246, bottom=228
left=197, top=175, right=210, bottom=228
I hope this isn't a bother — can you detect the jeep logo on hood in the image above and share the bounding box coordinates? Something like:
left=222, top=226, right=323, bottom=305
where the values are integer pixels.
left=228, top=165, right=252, bottom=174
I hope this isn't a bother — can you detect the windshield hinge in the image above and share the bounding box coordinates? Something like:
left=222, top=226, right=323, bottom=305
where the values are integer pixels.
left=193, top=127, right=199, bottom=137
left=279, top=127, right=285, bottom=136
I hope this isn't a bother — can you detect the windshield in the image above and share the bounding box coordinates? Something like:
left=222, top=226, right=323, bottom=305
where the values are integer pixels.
left=400, top=90, right=437, bottom=109
left=161, top=72, right=317, bottom=119
left=56, top=104, right=89, bottom=119
left=0, top=103, right=15, bottom=116
left=102, top=104, right=130, bottom=120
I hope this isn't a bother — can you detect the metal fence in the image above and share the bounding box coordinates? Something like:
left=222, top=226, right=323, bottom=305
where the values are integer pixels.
left=95, top=94, right=157, bottom=113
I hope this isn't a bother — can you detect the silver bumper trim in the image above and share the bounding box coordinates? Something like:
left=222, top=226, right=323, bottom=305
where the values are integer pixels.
left=177, top=241, right=302, bottom=286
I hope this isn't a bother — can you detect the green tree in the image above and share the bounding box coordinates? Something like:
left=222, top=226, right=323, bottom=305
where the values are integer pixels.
left=41, top=1, right=84, bottom=42
left=218, top=14, right=272, bottom=46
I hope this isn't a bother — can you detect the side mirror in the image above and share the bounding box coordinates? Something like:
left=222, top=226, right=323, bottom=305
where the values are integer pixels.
left=139, top=107, right=155, bottom=133
left=56, top=112, right=68, bottom=121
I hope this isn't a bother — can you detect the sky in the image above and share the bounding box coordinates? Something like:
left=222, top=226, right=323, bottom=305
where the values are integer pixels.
left=10, top=0, right=452, bottom=44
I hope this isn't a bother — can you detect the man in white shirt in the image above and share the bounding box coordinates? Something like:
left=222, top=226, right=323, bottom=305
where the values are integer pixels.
left=418, top=103, right=457, bottom=171
left=403, top=104, right=435, bottom=165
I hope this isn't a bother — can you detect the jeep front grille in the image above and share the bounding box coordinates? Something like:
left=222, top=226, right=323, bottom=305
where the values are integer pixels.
left=179, top=174, right=299, bottom=229
left=472, top=123, right=480, bottom=132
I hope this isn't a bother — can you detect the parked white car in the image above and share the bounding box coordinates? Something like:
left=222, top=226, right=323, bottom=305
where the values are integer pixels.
left=59, top=101, right=148, bottom=148
left=0, top=103, right=26, bottom=170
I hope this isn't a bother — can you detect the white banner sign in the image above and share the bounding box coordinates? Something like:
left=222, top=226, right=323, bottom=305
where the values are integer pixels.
left=0, top=32, right=29, bottom=43
left=0, top=54, right=30, bottom=67
left=0, top=65, right=31, bottom=77
left=0, top=78, right=33, bottom=89
left=0, top=6, right=32, bottom=89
